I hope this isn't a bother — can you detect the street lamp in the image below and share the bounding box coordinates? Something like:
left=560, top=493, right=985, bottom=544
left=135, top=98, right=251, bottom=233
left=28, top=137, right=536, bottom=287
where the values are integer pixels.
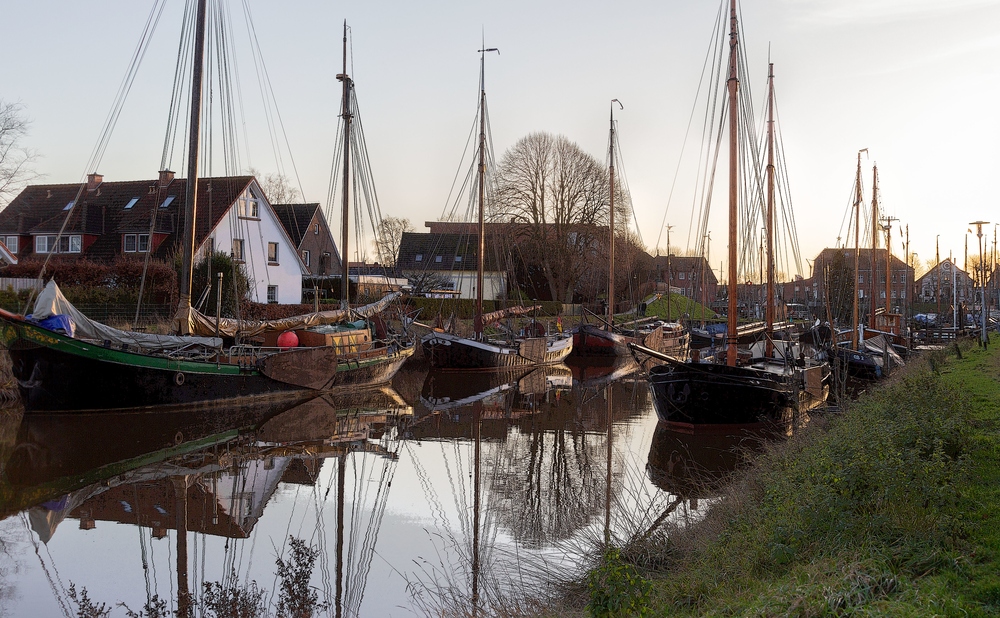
left=971, top=221, right=990, bottom=346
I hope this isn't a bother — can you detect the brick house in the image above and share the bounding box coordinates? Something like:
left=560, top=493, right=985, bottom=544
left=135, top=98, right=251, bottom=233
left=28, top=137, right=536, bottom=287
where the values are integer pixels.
left=0, top=172, right=307, bottom=304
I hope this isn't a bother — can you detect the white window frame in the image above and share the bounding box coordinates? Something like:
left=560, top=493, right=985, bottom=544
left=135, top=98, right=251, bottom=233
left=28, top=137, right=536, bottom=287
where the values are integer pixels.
left=137, top=234, right=150, bottom=253
left=124, top=234, right=137, bottom=253
left=303, top=250, right=311, bottom=267
left=35, top=235, right=56, bottom=254
left=232, top=238, right=245, bottom=261
left=267, top=242, right=279, bottom=264
left=5, top=236, right=18, bottom=254
left=267, top=285, right=278, bottom=304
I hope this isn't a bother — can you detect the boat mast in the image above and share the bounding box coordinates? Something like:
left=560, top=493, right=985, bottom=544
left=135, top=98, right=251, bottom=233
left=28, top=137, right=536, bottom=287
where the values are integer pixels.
left=726, top=0, right=739, bottom=367
left=607, top=99, right=622, bottom=330
left=765, top=62, right=775, bottom=358
left=337, top=21, right=353, bottom=311
left=474, top=47, right=498, bottom=340
left=851, top=149, right=865, bottom=350
left=884, top=213, right=897, bottom=315
left=869, top=164, right=878, bottom=327
left=175, top=0, right=208, bottom=334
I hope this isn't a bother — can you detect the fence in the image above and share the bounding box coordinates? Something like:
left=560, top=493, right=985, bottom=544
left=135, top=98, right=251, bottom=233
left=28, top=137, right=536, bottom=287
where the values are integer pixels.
left=0, top=278, right=42, bottom=293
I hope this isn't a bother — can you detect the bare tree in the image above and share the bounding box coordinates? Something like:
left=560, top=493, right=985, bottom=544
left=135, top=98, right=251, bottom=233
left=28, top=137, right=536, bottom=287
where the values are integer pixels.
left=493, top=132, right=629, bottom=303
left=0, top=100, right=40, bottom=208
left=248, top=167, right=300, bottom=204
left=373, top=216, right=413, bottom=267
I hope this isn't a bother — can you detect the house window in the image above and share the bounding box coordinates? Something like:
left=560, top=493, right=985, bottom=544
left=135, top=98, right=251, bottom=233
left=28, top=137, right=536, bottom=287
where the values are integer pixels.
left=435, top=255, right=442, bottom=263
left=204, top=237, right=214, bottom=256
left=35, top=236, right=56, bottom=254
left=5, top=236, right=18, bottom=254
left=679, top=272, right=685, bottom=280
left=124, top=197, right=139, bottom=210
left=159, top=196, right=175, bottom=209
left=455, top=256, right=462, bottom=263
left=313, top=223, right=319, bottom=235
left=267, top=285, right=278, bottom=303
left=239, top=197, right=259, bottom=218
left=303, top=250, right=310, bottom=267
left=859, top=274, right=864, bottom=284
left=415, top=254, right=423, bottom=262
left=268, top=242, right=279, bottom=263
left=232, top=239, right=245, bottom=261
left=123, top=234, right=149, bottom=253
left=58, top=235, right=82, bottom=253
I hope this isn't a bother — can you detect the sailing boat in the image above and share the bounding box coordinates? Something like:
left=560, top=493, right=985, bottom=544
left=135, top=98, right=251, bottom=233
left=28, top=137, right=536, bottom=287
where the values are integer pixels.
left=0, top=7, right=411, bottom=412
left=632, top=7, right=828, bottom=429
left=572, top=101, right=689, bottom=361
left=420, top=47, right=573, bottom=369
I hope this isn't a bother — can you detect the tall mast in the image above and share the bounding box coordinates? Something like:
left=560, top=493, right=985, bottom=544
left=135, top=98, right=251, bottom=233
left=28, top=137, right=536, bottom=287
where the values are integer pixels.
left=869, top=164, right=878, bottom=327
left=175, top=0, right=208, bottom=334
left=337, top=21, right=352, bottom=310
left=851, top=150, right=864, bottom=349
left=607, top=100, right=622, bottom=330
left=883, top=214, right=897, bottom=315
left=474, top=47, right=499, bottom=340
left=764, top=62, right=775, bottom=358
left=725, top=0, right=740, bottom=367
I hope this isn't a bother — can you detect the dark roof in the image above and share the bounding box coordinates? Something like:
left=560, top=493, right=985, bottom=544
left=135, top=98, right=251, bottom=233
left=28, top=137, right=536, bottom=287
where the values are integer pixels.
left=396, top=231, right=503, bottom=272
left=272, top=203, right=320, bottom=248
left=0, top=176, right=253, bottom=261
left=812, top=247, right=910, bottom=271
left=651, top=255, right=718, bottom=285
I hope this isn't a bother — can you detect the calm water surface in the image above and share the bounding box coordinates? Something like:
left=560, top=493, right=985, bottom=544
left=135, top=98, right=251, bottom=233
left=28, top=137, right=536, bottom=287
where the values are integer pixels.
left=0, top=360, right=759, bottom=616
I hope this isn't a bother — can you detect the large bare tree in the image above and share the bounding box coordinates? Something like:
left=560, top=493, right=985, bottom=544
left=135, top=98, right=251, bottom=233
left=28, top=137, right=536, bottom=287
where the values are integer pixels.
left=493, top=132, right=629, bottom=303
left=374, top=216, right=413, bottom=267
left=0, top=100, right=40, bottom=208
left=248, top=167, right=300, bottom=204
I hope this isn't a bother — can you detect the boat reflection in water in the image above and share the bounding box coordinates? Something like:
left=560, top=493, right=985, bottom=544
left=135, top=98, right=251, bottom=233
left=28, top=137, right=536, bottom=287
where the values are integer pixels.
left=646, top=421, right=771, bottom=501
left=0, top=387, right=412, bottom=617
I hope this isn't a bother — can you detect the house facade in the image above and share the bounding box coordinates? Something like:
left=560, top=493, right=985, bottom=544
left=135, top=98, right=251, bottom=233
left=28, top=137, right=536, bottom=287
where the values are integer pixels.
left=809, top=247, right=914, bottom=315
left=915, top=259, right=974, bottom=305
left=272, top=203, right=341, bottom=279
left=650, top=254, right=718, bottom=304
left=396, top=231, right=506, bottom=300
left=0, top=172, right=306, bottom=304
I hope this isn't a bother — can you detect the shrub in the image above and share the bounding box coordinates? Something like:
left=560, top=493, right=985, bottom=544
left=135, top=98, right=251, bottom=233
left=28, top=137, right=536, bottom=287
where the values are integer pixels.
left=586, top=547, right=652, bottom=617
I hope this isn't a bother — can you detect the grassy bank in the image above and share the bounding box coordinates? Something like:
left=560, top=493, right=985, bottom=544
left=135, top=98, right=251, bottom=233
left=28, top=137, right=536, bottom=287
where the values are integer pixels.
left=582, top=340, right=1000, bottom=616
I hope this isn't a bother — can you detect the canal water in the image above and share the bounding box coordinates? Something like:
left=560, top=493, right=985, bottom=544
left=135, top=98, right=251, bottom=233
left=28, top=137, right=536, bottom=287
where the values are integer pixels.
left=0, top=359, right=764, bottom=616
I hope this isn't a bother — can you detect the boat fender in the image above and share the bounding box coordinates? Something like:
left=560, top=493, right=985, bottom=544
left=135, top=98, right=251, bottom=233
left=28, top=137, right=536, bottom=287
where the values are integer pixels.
left=174, top=371, right=185, bottom=386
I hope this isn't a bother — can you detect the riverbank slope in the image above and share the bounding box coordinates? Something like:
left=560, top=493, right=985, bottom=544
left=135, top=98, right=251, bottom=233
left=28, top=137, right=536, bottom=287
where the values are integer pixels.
left=585, top=341, right=1000, bottom=616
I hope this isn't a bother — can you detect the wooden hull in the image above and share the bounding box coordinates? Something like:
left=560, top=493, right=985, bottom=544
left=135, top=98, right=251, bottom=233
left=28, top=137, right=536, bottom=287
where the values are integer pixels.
left=421, top=331, right=573, bottom=370
left=572, top=323, right=688, bottom=360
left=647, top=359, right=828, bottom=430
left=1, top=314, right=412, bottom=413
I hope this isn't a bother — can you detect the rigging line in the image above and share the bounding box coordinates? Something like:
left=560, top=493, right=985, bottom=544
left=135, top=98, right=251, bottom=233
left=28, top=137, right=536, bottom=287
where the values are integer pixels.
left=162, top=0, right=195, bottom=170
left=21, top=514, right=72, bottom=618
left=88, top=0, right=167, bottom=174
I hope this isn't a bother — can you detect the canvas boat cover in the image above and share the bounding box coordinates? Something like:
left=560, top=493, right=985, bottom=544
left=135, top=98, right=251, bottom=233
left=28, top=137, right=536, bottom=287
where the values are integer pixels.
left=178, top=291, right=401, bottom=339
left=30, top=280, right=223, bottom=351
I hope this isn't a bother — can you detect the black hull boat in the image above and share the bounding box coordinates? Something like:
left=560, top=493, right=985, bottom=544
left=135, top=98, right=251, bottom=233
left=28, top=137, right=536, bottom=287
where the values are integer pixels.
left=831, top=345, right=882, bottom=381
left=2, top=308, right=413, bottom=413
left=421, top=331, right=572, bottom=370
left=634, top=344, right=829, bottom=433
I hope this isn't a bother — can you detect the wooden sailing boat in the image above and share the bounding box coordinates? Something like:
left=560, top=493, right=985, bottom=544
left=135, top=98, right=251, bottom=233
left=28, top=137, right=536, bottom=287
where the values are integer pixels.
left=572, top=101, right=689, bottom=361
left=633, top=9, right=828, bottom=429
left=421, top=47, right=573, bottom=369
left=0, top=8, right=411, bottom=412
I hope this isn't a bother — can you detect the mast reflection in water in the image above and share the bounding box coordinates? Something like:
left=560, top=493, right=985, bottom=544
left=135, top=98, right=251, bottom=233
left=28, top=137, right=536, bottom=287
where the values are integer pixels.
left=0, top=360, right=774, bottom=615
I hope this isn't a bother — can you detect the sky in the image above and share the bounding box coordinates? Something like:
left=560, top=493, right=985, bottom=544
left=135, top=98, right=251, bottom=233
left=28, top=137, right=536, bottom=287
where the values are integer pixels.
left=3, top=0, right=1000, bottom=280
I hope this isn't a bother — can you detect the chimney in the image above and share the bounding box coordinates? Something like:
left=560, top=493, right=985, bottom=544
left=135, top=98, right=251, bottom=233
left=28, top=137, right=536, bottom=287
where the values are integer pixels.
left=158, top=169, right=175, bottom=187
left=86, top=173, right=103, bottom=192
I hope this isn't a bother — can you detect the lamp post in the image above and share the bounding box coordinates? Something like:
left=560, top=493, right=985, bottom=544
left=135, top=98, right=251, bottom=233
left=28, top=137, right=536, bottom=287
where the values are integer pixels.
left=971, top=221, right=990, bottom=346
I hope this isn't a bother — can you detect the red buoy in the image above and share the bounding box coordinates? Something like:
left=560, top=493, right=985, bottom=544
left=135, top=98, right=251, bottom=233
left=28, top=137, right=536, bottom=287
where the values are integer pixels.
left=276, top=330, right=298, bottom=350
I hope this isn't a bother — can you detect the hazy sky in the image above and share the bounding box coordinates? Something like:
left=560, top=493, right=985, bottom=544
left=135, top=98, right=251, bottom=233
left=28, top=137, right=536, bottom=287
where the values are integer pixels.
left=3, top=0, right=999, bottom=277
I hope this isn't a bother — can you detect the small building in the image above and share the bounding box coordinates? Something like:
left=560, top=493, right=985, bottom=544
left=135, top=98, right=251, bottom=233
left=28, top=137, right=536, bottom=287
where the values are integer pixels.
left=272, top=202, right=340, bottom=278
left=0, top=172, right=306, bottom=304
left=396, top=231, right=506, bottom=300
left=915, top=259, right=975, bottom=304
left=650, top=254, right=718, bottom=304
